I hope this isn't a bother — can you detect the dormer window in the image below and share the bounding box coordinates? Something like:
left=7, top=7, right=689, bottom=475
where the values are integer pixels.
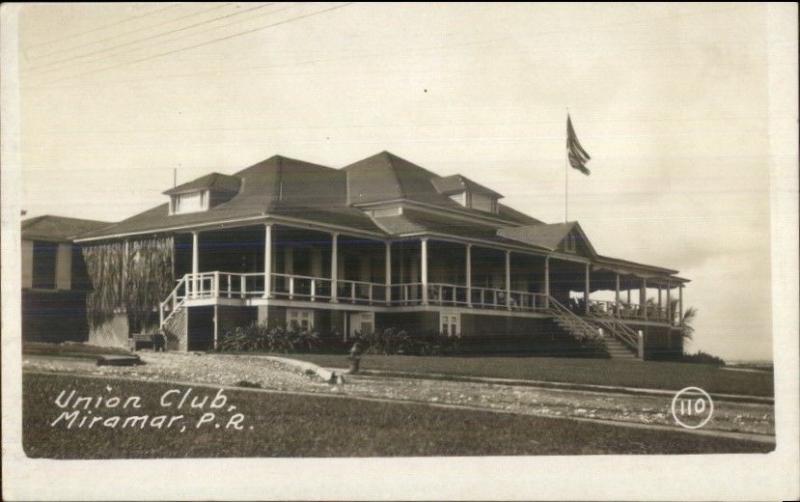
left=469, top=192, right=498, bottom=213
left=433, top=174, right=502, bottom=215
left=171, top=190, right=208, bottom=214
left=163, top=172, right=241, bottom=216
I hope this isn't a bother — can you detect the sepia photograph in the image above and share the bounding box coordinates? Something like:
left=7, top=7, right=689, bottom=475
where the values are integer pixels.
left=2, top=2, right=798, bottom=500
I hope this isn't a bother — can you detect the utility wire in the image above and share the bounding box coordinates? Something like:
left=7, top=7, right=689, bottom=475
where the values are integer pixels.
left=25, top=4, right=181, bottom=51
left=44, top=3, right=353, bottom=85
left=29, top=3, right=272, bottom=74
left=27, top=3, right=294, bottom=83
left=29, top=3, right=755, bottom=91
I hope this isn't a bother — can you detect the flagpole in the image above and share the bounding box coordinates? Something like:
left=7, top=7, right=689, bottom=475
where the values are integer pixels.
left=564, top=145, right=568, bottom=222
left=565, top=108, right=569, bottom=223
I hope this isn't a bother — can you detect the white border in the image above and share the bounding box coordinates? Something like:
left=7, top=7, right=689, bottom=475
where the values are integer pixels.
left=2, top=3, right=798, bottom=501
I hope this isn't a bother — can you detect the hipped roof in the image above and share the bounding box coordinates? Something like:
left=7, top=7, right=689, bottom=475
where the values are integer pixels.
left=22, top=215, right=113, bottom=242
left=163, top=172, right=241, bottom=195
left=68, top=150, right=686, bottom=282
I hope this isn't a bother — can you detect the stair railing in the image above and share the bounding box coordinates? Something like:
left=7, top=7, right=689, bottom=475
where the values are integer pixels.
left=159, top=274, right=189, bottom=328
left=587, top=311, right=639, bottom=351
left=547, top=296, right=602, bottom=341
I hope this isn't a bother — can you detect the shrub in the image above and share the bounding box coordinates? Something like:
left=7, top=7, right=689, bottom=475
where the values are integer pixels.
left=352, top=328, right=460, bottom=356
left=236, top=380, right=262, bottom=388
left=681, top=350, right=726, bottom=367
left=218, top=323, right=321, bottom=353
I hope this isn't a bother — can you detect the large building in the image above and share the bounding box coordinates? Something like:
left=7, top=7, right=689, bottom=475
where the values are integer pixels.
left=59, top=151, right=688, bottom=359
left=21, top=215, right=111, bottom=343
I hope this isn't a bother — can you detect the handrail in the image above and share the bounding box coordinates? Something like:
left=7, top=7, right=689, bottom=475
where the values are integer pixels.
left=159, top=274, right=189, bottom=327
left=548, top=296, right=602, bottom=340
left=589, top=312, right=639, bottom=351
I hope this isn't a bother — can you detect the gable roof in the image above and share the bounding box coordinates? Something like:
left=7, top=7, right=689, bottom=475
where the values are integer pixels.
left=22, top=215, right=113, bottom=242
left=163, top=172, right=241, bottom=195
left=431, top=174, right=503, bottom=198
left=498, top=222, right=575, bottom=250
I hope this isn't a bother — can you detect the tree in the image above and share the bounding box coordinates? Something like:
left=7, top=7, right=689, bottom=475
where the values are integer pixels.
left=679, top=306, right=697, bottom=340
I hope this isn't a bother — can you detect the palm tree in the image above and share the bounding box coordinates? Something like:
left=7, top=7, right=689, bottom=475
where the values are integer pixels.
left=663, top=298, right=697, bottom=340
left=679, top=305, right=697, bottom=340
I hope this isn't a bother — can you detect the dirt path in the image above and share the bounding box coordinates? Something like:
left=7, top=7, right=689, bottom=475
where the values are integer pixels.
left=23, top=352, right=775, bottom=439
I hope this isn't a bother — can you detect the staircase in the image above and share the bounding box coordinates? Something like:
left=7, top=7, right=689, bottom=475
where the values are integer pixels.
left=159, top=274, right=188, bottom=331
left=548, top=297, right=602, bottom=341
left=547, top=296, right=640, bottom=360
left=598, top=330, right=639, bottom=359
left=587, top=313, right=640, bottom=359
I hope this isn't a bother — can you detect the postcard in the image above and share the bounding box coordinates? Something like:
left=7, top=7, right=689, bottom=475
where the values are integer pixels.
left=2, top=3, right=798, bottom=500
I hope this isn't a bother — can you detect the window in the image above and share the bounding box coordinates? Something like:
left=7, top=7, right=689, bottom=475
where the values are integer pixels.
left=564, top=234, right=578, bottom=253
left=172, top=191, right=206, bottom=214
left=355, top=312, right=374, bottom=335
left=286, top=309, right=314, bottom=330
left=449, top=192, right=466, bottom=206
left=32, top=241, right=57, bottom=289
left=440, top=313, right=460, bottom=336
left=370, top=206, right=403, bottom=218
left=469, top=192, right=498, bottom=213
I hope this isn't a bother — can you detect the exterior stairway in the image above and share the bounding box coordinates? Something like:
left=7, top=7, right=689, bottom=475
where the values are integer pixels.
left=599, top=330, right=639, bottom=360
left=547, top=296, right=640, bottom=360
left=159, top=275, right=188, bottom=330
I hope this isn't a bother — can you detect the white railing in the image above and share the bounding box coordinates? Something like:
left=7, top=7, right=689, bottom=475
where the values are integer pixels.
left=388, top=283, right=547, bottom=312
left=470, top=286, right=505, bottom=309
left=159, top=274, right=189, bottom=327
left=177, top=272, right=386, bottom=305
left=336, top=278, right=386, bottom=305
left=390, top=282, right=424, bottom=305
left=588, top=299, right=675, bottom=325
left=272, top=273, right=332, bottom=302
left=428, top=282, right=470, bottom=306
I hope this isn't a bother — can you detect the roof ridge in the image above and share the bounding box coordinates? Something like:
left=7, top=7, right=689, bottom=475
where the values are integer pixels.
left=381, top=151, right=406, bottom=199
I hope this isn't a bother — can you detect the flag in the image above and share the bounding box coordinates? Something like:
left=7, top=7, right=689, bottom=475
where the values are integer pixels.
left=567, top=114, right=591, bottom=175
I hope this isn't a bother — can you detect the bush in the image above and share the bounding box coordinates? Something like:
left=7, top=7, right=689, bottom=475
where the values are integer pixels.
left=681, top=350, right=726, bottom=367
left=352, top=328, right=460, bottom=356
left=218, top=323, right=321, bottom=353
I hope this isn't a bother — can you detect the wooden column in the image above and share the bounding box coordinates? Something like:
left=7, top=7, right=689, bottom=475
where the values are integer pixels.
left=421, top=238, right=429, bottom=305
left=263, top=224, right=272, bottom=298
left=330, top=232, right=338, bottom=303
left=122, top=239, right=129, bottom=300
left=213, top=305, right=219, bottom=350
left=584, top=263, right=590, bottom=314
left=679, top=285, right=684, bottom=325
left=544, top=256, right=550, bottom=308
left=505, top=250, right=511, bottom=310
left=615, top=273, right=621, bottom=318
left=640, top=278, right=648, bottom=321
left=465, top=244, right=472, bottom=307
left=191, top=232, right=199, bottom=298
left=385, top=241, right=391, bottom=304
left=666, top=281, right=672, bottom=325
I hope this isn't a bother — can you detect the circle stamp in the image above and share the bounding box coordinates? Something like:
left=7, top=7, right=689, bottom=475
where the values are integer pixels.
left=671, top=386, right=714, bottom=429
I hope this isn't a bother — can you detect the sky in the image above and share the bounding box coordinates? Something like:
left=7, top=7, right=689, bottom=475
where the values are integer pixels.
left=16, top=3, right=777, bottom=360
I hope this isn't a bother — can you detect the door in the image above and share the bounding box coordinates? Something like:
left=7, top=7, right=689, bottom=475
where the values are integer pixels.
left=187, top=306, right=215, bottom=351
left=349, top=312, right=374, bottom=338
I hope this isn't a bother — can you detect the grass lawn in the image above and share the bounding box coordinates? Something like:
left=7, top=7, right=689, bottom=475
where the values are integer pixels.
left=23, top=341, right=133, bottom=360
left=24, top=373, right=771, bottom=457
left=283, top=354, right=774, bottom=397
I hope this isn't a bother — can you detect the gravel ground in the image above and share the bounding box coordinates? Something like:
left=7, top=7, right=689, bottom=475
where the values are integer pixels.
left=338, top=373, right=774, bottom=436
left=24, top=352, right=327, bottom=392
left=23, top=352, right=774, bottom=437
